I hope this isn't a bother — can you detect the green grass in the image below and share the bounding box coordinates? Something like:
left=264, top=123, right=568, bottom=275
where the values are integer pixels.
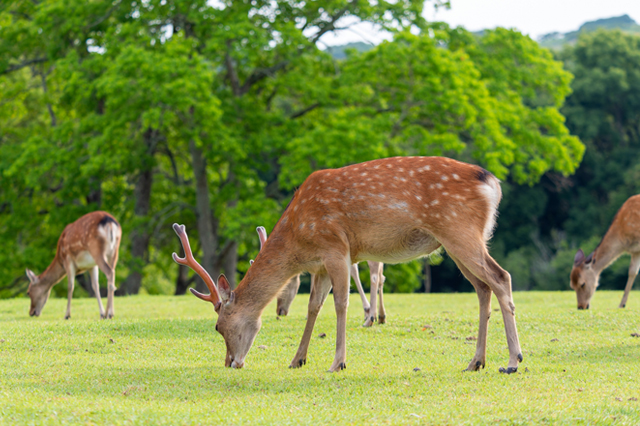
left=1, top=291, right=640, bottom=425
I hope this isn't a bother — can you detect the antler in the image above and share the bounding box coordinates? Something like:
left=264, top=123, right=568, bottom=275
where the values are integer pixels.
left=172, top=223, right=221, bottom=310
left=257, top=226, right=268, bottom=250
left=250, top=226, right=269, bottom=265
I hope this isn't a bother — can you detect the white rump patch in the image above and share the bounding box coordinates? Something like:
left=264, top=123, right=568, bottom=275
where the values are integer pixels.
left=478, top=177, right=502, bottom=241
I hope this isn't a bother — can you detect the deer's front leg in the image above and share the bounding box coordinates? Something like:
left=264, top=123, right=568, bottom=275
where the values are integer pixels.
left=326, top=257, right=350, bottom=372
left=619, top=254, right=640, bottom=308
left=290, top=273, right=332, bottom=368
left=65, top=265, right=76, bottom=320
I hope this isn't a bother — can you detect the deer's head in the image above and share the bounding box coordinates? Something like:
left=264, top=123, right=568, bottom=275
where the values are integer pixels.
left=25, top=269, right=51, bottom=317
left=172, top=224, right=260, bottom=368
left=570, top=249, right=598, bottom=310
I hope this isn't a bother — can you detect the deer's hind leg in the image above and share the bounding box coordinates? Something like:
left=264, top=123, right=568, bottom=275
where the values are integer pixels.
left=350, top=263, right=371, bottom=321
left=90, top=266, right=106, bottom=319
left=443, top=239, right=522, bottom=374
left=449, top=255, right=491, bottom=371
left=369, top=262, right=387, bottom=324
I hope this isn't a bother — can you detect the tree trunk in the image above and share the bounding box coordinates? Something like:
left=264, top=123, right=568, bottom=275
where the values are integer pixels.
left=119, top=128, right=156, bottom=295
left=423, top=258, right=432, bottom=293
left=189, top=139, right=219, bottom=292
left=221, top=239, right=238, bottom=288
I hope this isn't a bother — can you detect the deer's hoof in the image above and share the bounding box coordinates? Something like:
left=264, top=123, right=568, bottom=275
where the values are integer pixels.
left=465, top=360, right=485, bottom=372
left=517, top=353, right=523, bottom=363
left=289, top=358, right=306, bottom=369
left=328, top=362, right=346, bottom=372
left=499, top=367, right=518, bottom=374
left=363, top=316, right=376, bottom=327
left=64, top=315, right=71, bottom=320
left=378, top=315, right=386, bottom=324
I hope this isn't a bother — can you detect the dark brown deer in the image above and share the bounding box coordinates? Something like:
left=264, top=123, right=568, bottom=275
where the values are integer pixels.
left=571, top=195, right=640, bottom=309
left=173, top=156, right=522, bottom=373
left=26, top=211, right=121, bottom=319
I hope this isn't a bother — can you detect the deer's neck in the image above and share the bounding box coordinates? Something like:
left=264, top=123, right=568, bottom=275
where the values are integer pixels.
left=38, top=257, right=67, bottom=288
left=234, top=232, right=300, bottom=316
left=593, top=228, right=625, bottom=274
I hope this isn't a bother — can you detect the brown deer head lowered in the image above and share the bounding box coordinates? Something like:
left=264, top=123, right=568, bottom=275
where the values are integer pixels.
left=172, top=224, right=259, bottom=368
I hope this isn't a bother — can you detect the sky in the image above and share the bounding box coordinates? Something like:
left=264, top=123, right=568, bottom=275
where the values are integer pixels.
left=319, top=0, right=640, bottom=46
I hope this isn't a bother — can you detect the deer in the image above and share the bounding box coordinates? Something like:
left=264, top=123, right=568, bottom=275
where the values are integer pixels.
left=254, top=226, right=386, bottom=324
left=26, top=211, right=122, bottom=319
left=571, top=194, right=640, bottom=310
left=172, top=156, right=522, bottom=373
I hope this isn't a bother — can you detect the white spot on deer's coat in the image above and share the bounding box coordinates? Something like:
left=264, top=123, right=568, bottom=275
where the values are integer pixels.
left=309, top=223, right=315, bottom=230
left=435, top=183, right=443, bottom=189
left=443, top=192, right=448, bottom=196
left=431, top=199, right=439, bottom=206
left=416, top=195, right=422, bottom=201
left=442, top=175, right=449, bottom=181
left=452, top=174, right=460, bottom=180
left=390, top=201, right=408, bottom=210
left=294, top=205, right=298, bottom=211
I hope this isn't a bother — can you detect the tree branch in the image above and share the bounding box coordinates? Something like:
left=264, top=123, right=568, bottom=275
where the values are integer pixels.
left=1, top=57, right=48, bottom=76
left=240, top=60, right=289, bottom=95
left=225, top=40, right=242, bottom=96
left=290, top=102, right=320, bottom=119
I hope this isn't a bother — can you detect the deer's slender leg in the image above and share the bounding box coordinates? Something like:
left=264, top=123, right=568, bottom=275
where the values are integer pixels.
left=90, top=266, right=106, bottom=319
left=326, top=256, right=351, bottom=372
left=350, top=263, right=370, bottom=320
left=619, top=254, right=640, bottom=308
left=290, top=273, right=332, bottom=368
left=363, top=263, right=379, bottom=327
left=444, top=240, right=522, bottom=373
left=92, top=253, right=116, bottom=319
left=449, top=255, right=491, bottom=371
left=369, top=261, right=387, bottom=324
left=64, top=264, right=76, bottom=320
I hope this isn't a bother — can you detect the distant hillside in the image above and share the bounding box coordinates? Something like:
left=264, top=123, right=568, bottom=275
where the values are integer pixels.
left=324, top=42, right=374, bottom=59
left=539, top=15, right=640, bottom=49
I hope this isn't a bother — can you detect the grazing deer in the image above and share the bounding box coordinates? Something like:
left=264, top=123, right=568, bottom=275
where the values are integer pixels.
left=173, top=156, right=522, bottom=373
left=255, top=226, right=386, bottom=324
left=26, top=211, right=121, bottom=319
left=571, top=195, right=640, bottom=310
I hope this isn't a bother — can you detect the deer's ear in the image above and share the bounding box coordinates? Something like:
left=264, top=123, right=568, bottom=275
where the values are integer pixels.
left=585, top=253, right=594, bottom=265
left=574, top=249, right=585, bottom=266
left=217, top=274, right=233, bottom=302
left=25, top=269, right=38, bottom=283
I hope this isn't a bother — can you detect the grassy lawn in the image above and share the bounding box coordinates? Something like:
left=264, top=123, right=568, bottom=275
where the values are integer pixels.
left=1, top=290, right=640, bottom=425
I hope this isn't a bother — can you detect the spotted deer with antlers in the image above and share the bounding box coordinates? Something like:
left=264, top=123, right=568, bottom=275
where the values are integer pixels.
left=571, top=194, right=640, bottom=310
left=26, top=211, right=121, bottom=319
left=254, top=226, right=386, bottom=324
left=173, top=156, right=522, bottom=373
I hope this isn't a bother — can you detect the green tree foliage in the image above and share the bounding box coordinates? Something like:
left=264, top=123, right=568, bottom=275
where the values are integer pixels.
left=0, top=1, right=582, bottom=298
left=485, top=30, right=640, bottom=292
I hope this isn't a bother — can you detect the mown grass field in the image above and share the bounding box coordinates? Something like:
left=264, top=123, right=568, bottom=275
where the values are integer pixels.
left=1, top=290, right=640, bottom=425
